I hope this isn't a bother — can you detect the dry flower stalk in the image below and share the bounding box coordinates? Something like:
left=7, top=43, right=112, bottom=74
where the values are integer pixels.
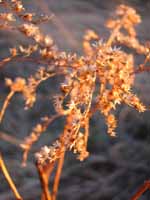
left=0, top=153, right=22, bottom=200
left=131, top=180, right=150, bottom=200
left=0, top=1, right=150, bottom=200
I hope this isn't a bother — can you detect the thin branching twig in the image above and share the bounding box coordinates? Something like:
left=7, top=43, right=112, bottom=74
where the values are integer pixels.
left=52, top=147, right=65, bottom=200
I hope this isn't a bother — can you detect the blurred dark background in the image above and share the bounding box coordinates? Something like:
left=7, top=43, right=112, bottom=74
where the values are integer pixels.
left=0, top=0, right=150, bottom=199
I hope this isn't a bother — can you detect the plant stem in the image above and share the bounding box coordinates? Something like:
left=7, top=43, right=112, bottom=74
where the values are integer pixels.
left=36, top=162, right=54, bottom=200
left=131, top=180, right=150, bottom=200
left=0, top=153, right=23, bottom=200
left=52, top=148, right=65, bottom=200
left=0, top=90, right=14, bottom=122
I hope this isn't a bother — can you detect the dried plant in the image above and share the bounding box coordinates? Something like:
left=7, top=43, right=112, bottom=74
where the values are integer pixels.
left=131, top=180, right=150, bottom=200
left=0, top=1, right=150, bottom=200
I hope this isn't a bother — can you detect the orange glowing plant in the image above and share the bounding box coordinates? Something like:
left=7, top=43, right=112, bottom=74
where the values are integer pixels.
left=0, top=1, right=150, bottom=200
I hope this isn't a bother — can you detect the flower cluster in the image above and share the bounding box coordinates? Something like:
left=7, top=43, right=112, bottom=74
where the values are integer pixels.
left=0, top=0, right=147, bottom=167
left=106, top=4, right=148, bottom=54
left=0, top=2, right=149, bottom=200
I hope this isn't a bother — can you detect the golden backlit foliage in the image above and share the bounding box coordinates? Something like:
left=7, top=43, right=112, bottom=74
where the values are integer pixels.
left=0, top=1, right=150, bottom=200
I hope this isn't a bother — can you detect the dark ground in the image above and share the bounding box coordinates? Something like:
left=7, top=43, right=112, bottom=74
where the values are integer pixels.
left=0, top=0, right=150, bottom=199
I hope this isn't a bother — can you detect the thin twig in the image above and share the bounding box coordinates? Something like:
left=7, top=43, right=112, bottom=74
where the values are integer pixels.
left=52, top=147, right=65, bottom=200
left=21, top=114, right=61, bottom=167
left=84, top=118, right=89, bottom=150
left=0, top=153, right=23, bottom=200
left=0, top=56, right=46, bottom=69
left=132, top=66, right=150, bottom=75
left=131, top=180, right=150, bottom=200
left=36, top=162, right=54, bottom=200
left=0, top=131, right=23, bottom=147
left=0, top=90, right=15, bottom=123
left=106, top=16, right=126, bottom=46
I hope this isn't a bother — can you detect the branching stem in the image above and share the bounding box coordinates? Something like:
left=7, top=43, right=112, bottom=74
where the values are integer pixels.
left=52, top=148, right=65, bottom=200
left=36, top=162, right=54, bottom=200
